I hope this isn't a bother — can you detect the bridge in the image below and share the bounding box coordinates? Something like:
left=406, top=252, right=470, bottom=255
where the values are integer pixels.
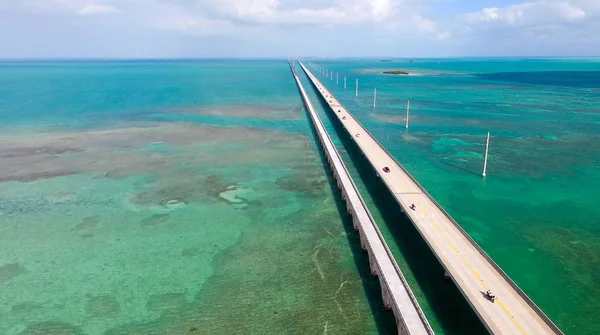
left=297, top=61, right=563, bottom=335
left=289, top=61, right=434, bottom=335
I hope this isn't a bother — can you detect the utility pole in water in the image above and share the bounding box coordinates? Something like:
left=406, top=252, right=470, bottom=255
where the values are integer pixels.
left=482, top=132, right=490, bottom=177
left=405, top=101, right=411, bottom=129
left=373, top=88, right=377, bottom=108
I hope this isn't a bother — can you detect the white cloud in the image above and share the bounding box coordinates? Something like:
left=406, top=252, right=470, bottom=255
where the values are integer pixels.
left=158, top=0, right=396, bottom=25
left=142, top=0, right=409, bottom=36
left=437, top=31, right=451, bottom=40
left=127, top=1, right=240, bottom=35
left=385, top=12, right=441, bottom=40
left=2, top=0, right=600, bottom=57
left=0, top=0, right=121, bottom=15
left=77, top=4, right=119, bottom=15
left=0, top=0, right=430, bottom=35
left=149, top=5, right=238, bottom=35
left=471, top=7, right=501, bottom=22
left=413, top=14, right=437, bottom=33
left=555, top=2, right=586, bottom=20
left=465, top=1, right=590, bottom=26
left=448, top=0, right=600, bottom=56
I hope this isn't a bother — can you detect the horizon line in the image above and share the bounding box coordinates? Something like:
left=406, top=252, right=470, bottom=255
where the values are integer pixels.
left=1, top=56, right=600, bottom=62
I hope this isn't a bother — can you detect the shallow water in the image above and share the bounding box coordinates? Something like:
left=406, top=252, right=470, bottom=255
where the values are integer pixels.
left=0, top=60, right=394, bottom=334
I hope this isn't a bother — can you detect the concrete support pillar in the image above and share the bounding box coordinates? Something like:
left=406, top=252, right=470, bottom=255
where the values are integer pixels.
left=369, top=252, right=378, bottom=276
left=360, top=233, right=367, bottom=250
left=381, top=284, right=392, bottom=309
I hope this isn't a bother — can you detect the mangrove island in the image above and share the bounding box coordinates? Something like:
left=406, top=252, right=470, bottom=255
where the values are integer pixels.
left=383, top=70, right=409, bottom=75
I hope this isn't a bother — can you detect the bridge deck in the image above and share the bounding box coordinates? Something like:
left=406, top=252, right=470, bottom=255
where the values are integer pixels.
left=289, top=61, right=433, bottom=335
left=299, top=61, right=562, bottom=335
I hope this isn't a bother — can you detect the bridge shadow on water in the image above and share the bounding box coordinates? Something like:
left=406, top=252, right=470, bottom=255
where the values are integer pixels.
left=301, top=101, right=398, bottom=334
left=310, top=93, right=489, bottom=334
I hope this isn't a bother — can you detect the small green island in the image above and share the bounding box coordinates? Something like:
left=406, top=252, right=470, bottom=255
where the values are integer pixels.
left=383, top=70, right=409, bottom=75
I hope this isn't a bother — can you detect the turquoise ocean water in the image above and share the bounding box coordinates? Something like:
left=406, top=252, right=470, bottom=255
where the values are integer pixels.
left=0, top=59, right=598, bottom=334
left=301, top=58, right=600, bottom=334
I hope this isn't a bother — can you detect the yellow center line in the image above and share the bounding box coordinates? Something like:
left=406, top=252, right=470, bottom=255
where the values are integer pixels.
left=384, top=149, right=527, bottom=334
left=365, top=118, right=527, bottom=334
left=307, top=71, right=529, bottom=335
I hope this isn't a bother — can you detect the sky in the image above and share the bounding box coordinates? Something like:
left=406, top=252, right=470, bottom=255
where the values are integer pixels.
left=0, top=0, right=599, bottom=58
